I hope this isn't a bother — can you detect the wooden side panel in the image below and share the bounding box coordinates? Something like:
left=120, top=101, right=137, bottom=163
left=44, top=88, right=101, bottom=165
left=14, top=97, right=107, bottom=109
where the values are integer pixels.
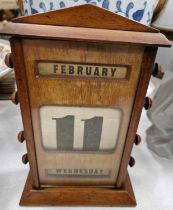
left=116, top=47, right=158, bottom=187
left=10, top=38, right=40, bottom=188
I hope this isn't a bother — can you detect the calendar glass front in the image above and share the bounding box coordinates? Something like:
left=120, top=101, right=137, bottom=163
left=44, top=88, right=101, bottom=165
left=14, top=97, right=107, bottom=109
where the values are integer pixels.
left=23, top=39, right=144, bottom=186
left=38, top=106, right=122, bottom=186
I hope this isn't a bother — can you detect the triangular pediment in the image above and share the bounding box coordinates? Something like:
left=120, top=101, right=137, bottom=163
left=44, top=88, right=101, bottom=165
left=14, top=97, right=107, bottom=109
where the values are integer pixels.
left=13, top=4, right=158, bottom=33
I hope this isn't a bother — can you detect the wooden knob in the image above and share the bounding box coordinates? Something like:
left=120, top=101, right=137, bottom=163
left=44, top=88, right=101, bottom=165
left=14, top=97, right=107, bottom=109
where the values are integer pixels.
left=22, top=154, right=28, bottom=164
left=144, top=97, right=152, bottom=110
left=11, top=91, right=19, bottom=105
left=17, top=131, right=25, bottom=143
left=129, top=157, right=135, bottom=167
left=134, top=134, right=141, bottom=145
left=4, top=53, right=13, bottom=68
left=152, top=63, right=164, bottom=79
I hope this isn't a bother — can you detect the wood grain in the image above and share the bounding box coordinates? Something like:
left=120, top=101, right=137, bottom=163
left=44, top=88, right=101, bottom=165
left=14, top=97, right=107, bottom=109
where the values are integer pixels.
left=10, top=38, right=40, bottom=188
left=160, top=30, right=173, bottom=41
left=0, top=23, right=171, bottom=47
left=13, top=4, right=157, bottom=33
left=20, top=171, right=136, bottom=206
left=22, top=39, right=144, bottom=187
left=4, top=3, right=171, bottom=206
left=18, top=0, right=24, bottom=16
left=153, top=0, right=167, bottom=21
left=116, top=47, right=158, bottom=187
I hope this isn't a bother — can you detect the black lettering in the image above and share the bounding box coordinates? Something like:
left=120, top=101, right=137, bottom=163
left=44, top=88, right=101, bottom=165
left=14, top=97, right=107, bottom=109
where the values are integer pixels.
left=102, top=68, right=108, bottom=76
left=77, top=66, right=83, bottom=75
left=86, top=67, right=92, bottom=75
left=69, top=65, right=74, bottom=74
left=94, top=169, right=98, bottom=175
left=68, top=169, right=73, bottom=174
left=56, top=169, right=62, bottom=174
left=79, top=169, right=83, bottom=174
left=111, top=68, right=117, bottom=77
left=89, top=169, right=93, bottom=174
left=61, top=65, right=66, bottom=74
left=63, top=169, right=67, bottom=174
left=94, top=67, right=99, bottom=76
left=99, top=169, right=103, bottom=175
left=54, top=64, right=59, bottom=73
left=74, top=169, right=79, bottom=174
left=84, top=169, right=88, bottom=174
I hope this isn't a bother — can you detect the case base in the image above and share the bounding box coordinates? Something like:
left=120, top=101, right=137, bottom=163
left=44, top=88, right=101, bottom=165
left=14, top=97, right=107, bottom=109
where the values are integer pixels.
left=20, top=171, right=136, bottom=207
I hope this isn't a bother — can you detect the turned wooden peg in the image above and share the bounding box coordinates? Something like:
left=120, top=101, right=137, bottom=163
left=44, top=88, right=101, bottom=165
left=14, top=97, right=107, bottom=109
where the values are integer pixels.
left=134, top=134, right=141, bottom=146
left=11, top=91, right=19, bottom=105
left=152, top=63, right=164, bottom=79
left=129, top=157, right=135, bottom=167
left=4, top=53, right=13, bottom=68
left=144, top=97, right=152, bottom=110
left=22, top=154, right=28, bottom=164
left=17, top=131, right=25, bottom=143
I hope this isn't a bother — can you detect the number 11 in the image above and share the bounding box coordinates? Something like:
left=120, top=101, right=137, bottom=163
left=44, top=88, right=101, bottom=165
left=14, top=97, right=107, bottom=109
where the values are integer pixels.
left=53, top=116, right=103, bottom=151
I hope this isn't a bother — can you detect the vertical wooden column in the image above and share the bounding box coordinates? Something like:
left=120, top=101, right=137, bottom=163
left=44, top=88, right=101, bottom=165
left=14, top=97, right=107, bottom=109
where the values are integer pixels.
left=116, top=47, right=158, bottom=187
left=10, top=38, right=40, bottom=188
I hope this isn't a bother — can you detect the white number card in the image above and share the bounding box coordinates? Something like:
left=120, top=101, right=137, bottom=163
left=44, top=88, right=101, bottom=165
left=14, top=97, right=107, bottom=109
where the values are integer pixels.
left=40, top=106, right=122, bottom=152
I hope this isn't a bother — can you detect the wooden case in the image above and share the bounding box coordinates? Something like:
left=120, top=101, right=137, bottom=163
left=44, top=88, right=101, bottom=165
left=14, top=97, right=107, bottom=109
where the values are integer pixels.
left=0, top=4, right=171, bottom=207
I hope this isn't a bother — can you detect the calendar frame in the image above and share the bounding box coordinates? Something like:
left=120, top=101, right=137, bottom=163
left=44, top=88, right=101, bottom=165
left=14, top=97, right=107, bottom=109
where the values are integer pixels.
left=1, top=4, right=170, bottom=206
